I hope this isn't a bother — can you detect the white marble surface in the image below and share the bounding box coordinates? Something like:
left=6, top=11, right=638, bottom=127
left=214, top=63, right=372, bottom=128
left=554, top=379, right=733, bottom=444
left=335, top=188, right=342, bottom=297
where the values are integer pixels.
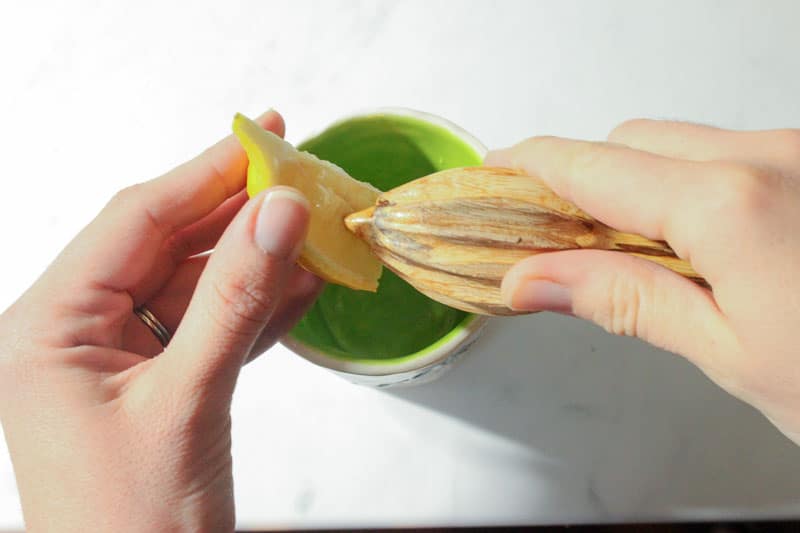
left=2, top=0, right=800, bottom=529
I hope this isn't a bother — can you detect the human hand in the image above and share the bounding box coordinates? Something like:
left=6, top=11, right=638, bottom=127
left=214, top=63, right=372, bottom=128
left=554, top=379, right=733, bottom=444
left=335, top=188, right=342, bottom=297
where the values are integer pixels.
left=487, top=120, right=800, bottom=444
left=0, top=110, right=323, bottom=531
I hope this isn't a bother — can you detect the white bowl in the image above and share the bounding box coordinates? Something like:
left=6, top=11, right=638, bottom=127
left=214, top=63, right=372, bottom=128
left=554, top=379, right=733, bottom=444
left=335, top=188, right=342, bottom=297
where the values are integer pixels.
left=281, top=108, right=490, bottom=387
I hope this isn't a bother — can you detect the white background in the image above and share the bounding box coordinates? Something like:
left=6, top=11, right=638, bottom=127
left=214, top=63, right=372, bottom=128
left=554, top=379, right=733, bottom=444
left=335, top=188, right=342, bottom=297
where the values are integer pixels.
left=2, top=0, right=800, bottom=529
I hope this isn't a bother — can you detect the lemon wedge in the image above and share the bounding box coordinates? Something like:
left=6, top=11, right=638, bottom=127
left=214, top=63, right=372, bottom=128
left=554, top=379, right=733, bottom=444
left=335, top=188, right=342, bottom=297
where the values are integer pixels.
left=232, top=113, right=382, bottom=291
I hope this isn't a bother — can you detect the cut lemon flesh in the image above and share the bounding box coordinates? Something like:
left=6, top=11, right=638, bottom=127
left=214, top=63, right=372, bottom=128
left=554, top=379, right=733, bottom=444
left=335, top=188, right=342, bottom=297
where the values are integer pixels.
left=232, top=113, right=382, bottom=291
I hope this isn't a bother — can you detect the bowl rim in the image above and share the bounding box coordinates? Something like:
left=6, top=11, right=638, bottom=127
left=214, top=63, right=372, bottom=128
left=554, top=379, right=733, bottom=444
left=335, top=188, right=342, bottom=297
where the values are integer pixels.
left=282, top=314, right=489, bottom=376
left=280, top=107, right=490, bottom=377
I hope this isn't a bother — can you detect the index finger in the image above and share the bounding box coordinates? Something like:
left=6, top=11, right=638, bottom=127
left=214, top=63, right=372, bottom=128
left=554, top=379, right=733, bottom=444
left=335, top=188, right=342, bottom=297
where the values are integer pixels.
left=62, top=110, right=285, bottom=293
left=137, top=109, right=285, bottom=234
left=484, top=136, right=712, bottom=251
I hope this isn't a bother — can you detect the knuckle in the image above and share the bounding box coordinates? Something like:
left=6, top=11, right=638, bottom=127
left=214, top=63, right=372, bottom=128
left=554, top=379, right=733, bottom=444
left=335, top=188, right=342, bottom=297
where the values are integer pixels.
left=107, top=183, right=144, bottom=209
left=770, top=129, right=800, bottom=161
left=607, top=118, right=650, bottom=142
left=706, top=162, right=777, bottom=220
left=210, top=273, right=277, bottom=334
left=526, top=135, right=564, bottom=151
left=517, top=135, right=557, bottom=156
left=530, top=135, right=559, bottom=145
left=106, top=183, right=171, bottom=236
left=568, top=141, right=613, bottom=179
left=502, top=136, right=561, bottom=169
left=593, top=274, right=649, bottom=338
left=163, top=233, right=191, bottom=262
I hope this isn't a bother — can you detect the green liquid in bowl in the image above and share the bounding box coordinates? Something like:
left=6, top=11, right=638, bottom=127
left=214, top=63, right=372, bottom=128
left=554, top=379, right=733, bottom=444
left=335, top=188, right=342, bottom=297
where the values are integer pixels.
left=290, top=114, right=482, bottom=362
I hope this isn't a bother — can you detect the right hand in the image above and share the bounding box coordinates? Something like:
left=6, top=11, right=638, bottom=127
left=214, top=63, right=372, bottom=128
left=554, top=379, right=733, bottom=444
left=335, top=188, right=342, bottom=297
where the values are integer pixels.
left=486, top=119, right=800, bottom=444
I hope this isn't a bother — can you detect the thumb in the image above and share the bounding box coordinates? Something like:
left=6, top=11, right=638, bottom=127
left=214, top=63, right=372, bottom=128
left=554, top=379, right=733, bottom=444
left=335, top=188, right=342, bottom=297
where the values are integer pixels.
left=155, top=186, right=310, bottom=398
left=501, top=250, right=732, bottom=367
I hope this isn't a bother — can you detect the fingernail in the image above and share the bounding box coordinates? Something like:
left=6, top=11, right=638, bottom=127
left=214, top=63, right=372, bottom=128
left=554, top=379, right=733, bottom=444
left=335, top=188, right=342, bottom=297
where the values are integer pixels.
left=507, top=279, right=572, bottom=313
left=256, top=108, right=276, bottom=120
left=254, top=188, right=310, bottom=260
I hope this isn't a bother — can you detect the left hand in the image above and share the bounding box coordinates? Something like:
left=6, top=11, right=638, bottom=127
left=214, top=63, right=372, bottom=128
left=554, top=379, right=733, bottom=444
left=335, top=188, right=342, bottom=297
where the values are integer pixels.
left=0, top=109, right=323, bottom=532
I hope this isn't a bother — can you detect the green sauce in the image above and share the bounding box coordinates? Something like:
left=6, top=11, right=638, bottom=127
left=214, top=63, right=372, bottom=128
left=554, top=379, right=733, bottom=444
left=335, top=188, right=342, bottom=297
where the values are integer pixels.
left=290, top=114, right=482, bottom=361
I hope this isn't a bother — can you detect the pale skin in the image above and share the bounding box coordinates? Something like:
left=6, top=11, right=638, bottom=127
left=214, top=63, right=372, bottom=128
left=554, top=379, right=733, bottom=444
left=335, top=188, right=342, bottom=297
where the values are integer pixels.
left=1, top=114, right=799, bottom=531
left=489, top=119, right=800, bottom=445
left=0, top=110, right=323, bottom=531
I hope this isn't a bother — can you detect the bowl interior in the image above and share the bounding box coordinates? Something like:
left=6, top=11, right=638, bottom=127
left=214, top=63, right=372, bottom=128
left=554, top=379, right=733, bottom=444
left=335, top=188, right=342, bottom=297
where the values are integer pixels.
left=288, top=111, right=484, bottom=366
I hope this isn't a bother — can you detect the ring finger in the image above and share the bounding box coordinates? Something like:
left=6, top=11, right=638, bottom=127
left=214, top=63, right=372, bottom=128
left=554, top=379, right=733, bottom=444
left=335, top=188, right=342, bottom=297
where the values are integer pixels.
left=126, top=256, right=323, bottom=358
left=608, top=119, right=800, bottom=172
